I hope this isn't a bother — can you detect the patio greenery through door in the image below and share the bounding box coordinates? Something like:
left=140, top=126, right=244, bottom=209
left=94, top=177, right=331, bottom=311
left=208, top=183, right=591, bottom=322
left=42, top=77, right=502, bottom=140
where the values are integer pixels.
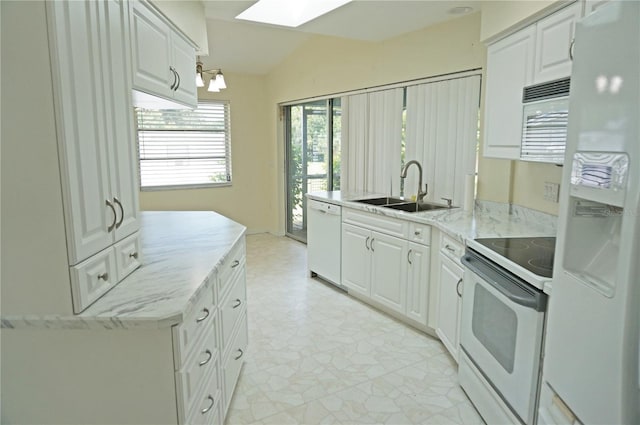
left=284, top=98, right=341, bottom=242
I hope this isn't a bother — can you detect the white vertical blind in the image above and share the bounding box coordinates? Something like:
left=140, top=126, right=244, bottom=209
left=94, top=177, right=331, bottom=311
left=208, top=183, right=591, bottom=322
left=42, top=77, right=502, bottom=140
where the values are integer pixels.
left=136, top=101, right=231, bottom=190
left=405, top=75, right=480, bottom=205
left=341, top=89, right=403, bottom=194
left=341, top=93, right=368, bottom=194
left=367, top=88, right=404, bottom=195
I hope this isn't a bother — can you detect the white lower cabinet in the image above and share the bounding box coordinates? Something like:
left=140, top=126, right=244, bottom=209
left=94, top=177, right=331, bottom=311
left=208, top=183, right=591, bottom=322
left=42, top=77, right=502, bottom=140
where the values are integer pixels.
left=341, top=209, right=431, bottom=327
left=406, top=242, right=431, bottom=325
left=217, top=238, right=248, bottom=417
left=341, top=223, right=372, bottom=298
left=435, top=234, right=465, bottom=362
left=370, top=232, right=408, bottom=315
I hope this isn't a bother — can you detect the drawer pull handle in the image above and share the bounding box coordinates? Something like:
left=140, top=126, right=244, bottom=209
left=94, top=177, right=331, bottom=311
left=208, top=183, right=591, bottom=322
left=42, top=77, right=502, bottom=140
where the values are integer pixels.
left=445, top=245, right=456, bottom=253
left=196, top=308, right=210, bottom=323
left=234, top=348, right=244, bottom=360
left=365, top=236, right=370, bottom=250
left=231, top=260, right=240, bottom=268
left=370, top=238, right=375, bottom=252
left=199, top=349, right=213, bottom=366
left=407, top=249, right=413, bottom=265
left=97, top=272, right=109, bottom=281
left=129, top=252, right=139, bottom=259
left=113, top=197, right=124, bottom=229
left=232, top=299, right=242, bottom=308
left=456, top=278, right=463, bottom=297
left=414, top=230, right=421, bottom=236
left=201, top=395, right=215, bottom=414
left=105, top=199, right=117, bottom=232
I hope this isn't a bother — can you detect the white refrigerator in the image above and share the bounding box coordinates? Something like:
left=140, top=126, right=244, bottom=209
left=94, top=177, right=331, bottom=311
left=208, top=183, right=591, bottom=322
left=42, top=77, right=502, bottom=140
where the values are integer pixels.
left=538, top=1, right=640, bottom=424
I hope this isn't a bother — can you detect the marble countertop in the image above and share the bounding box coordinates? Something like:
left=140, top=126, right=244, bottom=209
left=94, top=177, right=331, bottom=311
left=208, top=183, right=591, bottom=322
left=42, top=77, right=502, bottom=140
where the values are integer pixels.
left=1, top=211, right=246, bottom=330
left=307, top=191, right=557, bottom=244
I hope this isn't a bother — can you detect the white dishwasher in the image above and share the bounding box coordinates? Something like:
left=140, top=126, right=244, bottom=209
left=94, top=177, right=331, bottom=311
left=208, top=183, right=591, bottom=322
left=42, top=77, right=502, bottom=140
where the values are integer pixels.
left=307, top=199, right=342, bottom=287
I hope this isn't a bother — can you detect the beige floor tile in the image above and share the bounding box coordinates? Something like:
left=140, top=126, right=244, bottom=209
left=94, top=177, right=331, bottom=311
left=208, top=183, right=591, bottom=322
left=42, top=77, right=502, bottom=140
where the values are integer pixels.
left=225, top=234, right=480, bottom=425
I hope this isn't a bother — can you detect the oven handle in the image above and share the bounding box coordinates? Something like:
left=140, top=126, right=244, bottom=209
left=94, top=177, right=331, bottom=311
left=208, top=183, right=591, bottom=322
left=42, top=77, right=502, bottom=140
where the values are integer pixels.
left=461, top=251, right=547, bottom=312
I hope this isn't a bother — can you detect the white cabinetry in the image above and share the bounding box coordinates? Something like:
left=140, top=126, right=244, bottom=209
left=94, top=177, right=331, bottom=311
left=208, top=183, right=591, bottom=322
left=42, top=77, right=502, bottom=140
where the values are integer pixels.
left=483, top=2, right=580, bottom=159
left=533, top=3, right=582, bottom=84
left=341, top=223, right=372, bottom=297
left=341, top=208, right=431, bottom=326
left=370, top=232, right=407, bottom=314
left=483, top=26, right=536, bottom=159
left=216, top=238, right=248, bottom=417
left=406, top=242, right=431, bottom=325
left=130, top=0, right=197, bottom=108
left=435, top=233, right=465, bottom=362
left=47, top=0, right=141, bottom=313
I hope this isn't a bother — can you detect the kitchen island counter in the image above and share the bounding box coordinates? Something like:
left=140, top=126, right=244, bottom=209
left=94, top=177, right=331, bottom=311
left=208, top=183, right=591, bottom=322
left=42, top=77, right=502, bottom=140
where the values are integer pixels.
left=1, top=211, right=246, bottom=330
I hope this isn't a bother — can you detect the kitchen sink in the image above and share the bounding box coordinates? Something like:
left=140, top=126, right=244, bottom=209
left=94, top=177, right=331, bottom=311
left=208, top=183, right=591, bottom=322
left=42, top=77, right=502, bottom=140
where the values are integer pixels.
left=354, top=196, right=407, bottom=206
left=384, top=202, right=454, bottom=213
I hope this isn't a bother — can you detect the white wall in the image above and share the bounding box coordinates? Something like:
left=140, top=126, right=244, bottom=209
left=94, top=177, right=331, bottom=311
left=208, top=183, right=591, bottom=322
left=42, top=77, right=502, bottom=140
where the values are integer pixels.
left=151, top=0, right=209, bottom=55
left=138, top=73, right=275, bottom=233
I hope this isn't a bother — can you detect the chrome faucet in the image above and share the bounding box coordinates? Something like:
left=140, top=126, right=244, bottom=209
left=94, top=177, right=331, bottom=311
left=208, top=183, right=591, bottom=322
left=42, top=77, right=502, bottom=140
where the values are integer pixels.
left=400, top=160, right=427, bottom=203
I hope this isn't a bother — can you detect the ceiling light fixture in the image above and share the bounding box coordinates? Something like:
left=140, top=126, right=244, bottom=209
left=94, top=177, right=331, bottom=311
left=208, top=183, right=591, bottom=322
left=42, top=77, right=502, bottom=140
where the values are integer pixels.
left=236, top=0, right=352, bottom=28
left=196, top=58, right=227, bottom=92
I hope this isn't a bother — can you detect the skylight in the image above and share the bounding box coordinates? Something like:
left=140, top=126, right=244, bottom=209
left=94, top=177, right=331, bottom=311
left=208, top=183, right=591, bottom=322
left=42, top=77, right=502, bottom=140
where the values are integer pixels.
left=235, top=0, right=352, bottom=28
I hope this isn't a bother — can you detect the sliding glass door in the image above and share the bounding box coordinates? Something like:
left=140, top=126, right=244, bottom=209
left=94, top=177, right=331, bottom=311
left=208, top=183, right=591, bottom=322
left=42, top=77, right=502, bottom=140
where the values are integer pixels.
left=285, top=98, right=341, bottom=242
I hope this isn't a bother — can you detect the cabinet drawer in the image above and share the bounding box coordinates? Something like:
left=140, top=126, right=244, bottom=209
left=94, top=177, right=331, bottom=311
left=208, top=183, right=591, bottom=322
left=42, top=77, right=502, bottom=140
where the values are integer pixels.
left=223, top=314, right=248, bottom=414
left=70, top=247, right=118, bottom=313
left=176, top=324, right=219, bottom=421
left=173, top=288, right=215, bottom=368
left=114, top=232, right=142, bottom=281
left=218, top=238, right=246, bottom=297
left=440, top=233, right=464, bottom=264
left=185, top=366, right=222, bottom=425
left=342, top=208, right=408, bottom=239
left=409, top=222, right=431, bottom=245
left=220, top=267, right=247, bottom=350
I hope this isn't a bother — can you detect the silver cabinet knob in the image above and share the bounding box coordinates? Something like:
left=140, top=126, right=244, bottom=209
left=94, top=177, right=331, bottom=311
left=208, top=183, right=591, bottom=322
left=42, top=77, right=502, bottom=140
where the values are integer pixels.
left=129, top=252, right=139, bottom=259
left=97, top=272, right=109, bottom=281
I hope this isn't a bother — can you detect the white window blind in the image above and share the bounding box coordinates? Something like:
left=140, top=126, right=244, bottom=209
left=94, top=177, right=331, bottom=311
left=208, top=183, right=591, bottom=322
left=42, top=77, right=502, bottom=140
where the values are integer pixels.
left=136, top=101, right=231, bottom=190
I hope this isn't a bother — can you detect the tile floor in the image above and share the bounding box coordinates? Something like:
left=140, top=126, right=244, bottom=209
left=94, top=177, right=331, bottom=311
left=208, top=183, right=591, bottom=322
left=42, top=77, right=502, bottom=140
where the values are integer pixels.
left=225, top=233, right=483, bottom=425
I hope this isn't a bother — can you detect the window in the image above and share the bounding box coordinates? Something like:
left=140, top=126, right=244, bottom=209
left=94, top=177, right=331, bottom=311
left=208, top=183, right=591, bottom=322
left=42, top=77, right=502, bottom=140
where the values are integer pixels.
left=135, top=101, right=231, bottom=190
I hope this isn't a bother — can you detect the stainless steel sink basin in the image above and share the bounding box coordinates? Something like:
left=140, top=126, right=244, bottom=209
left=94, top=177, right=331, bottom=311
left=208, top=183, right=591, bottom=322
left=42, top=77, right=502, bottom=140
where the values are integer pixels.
left=354, top=196, right=407, bottom=206
left=384, top=202, right=455, bottom=213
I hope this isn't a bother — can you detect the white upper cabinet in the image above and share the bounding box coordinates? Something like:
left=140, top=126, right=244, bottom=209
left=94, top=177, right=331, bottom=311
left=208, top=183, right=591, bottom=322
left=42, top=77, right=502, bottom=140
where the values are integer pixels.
left=533, top=2, right=582, bottom=84
left=47, top=0, right=140, bottom=266
left=130, top=1, right=197, bottom=108
left=483, top=2, right=581, bottom=159
left=483, top=26, right=536, bottom=159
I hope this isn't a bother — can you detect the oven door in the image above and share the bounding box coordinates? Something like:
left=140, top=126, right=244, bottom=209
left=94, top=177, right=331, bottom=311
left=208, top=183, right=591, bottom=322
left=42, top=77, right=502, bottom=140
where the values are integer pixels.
left=460, top=251, right=547, bottom=424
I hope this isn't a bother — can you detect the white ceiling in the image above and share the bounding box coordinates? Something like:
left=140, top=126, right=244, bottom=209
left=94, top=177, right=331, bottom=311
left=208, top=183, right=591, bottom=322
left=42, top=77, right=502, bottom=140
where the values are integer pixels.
left=201, top=0, right=480, bottom=74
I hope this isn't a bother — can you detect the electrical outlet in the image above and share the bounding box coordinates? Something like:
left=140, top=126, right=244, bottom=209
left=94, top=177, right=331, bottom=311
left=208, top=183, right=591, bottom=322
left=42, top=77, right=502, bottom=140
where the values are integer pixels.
left=544, top=182, right=560, bottom=203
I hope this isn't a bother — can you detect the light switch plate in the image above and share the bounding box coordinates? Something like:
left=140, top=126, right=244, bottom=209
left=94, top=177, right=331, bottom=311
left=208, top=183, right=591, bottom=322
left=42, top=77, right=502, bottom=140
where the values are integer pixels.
left=544, top=182, right=560, bottom=202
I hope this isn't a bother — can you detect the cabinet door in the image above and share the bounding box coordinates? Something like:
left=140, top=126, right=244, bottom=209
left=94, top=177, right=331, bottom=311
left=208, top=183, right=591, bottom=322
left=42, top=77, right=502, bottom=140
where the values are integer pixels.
left=47, top=0, right=114, bottom=265
left=436, top=254, right=463, bottom=362
left=370, top=232, right=407, bottom=314
left=483, top=26, right=535, bottom=159
left=130, top=1, right=173, bottom=98
left=101, top=0, right=140, bottom=240
left=406, top=242, right=430, bottom=325
left=533, top=3, right=581, bottom=84
left=341, top=224, right=371, bottom=298
left=172, top=33, right=198, bottom=107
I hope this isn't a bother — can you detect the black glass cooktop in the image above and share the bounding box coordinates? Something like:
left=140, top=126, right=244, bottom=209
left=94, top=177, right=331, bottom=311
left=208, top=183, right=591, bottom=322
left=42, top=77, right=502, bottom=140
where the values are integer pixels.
left=475, top=237, right=556, bottom=278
